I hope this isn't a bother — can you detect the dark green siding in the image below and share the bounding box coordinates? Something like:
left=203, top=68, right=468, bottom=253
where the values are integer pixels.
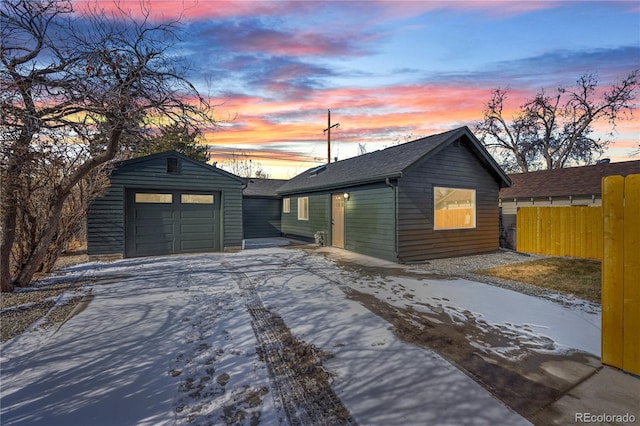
left=397, top=139, right=500, bottom=262
left=344, top=184, right=396, bottom=262
left=280, top=183, right=396, bottom=261
left=87, top=188, right=125, bottom=255
left=243, top=197, right=282, bottom=238
left=222, top=189, right=243, bottom=248
left=87, top=153, right=243, bottom=257
left=281, top=194, right=329, bottom=240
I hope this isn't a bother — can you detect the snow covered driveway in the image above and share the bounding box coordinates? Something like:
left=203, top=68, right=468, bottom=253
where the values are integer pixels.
left=1, top=247, right=600, bottom=425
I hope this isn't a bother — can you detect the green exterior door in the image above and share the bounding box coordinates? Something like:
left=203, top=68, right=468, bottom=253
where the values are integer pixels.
left=125, top=189, right=220, bottom=257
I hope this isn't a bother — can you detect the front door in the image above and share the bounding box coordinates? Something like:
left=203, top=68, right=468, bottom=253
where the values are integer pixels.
left=331, top=194, right=345, bottom=248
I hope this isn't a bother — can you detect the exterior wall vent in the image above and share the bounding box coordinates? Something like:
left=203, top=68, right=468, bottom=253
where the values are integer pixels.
left=167, top=157, right=179, bottom=174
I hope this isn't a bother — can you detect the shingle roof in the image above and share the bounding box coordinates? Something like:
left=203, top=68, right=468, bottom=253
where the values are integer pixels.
left=277, top=127, right=510, bottom=194
left=243, top=178, right=288, bottom=197
left=499, top=160, right=640, bottom=199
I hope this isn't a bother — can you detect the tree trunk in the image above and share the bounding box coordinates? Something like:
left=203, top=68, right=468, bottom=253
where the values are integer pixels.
left=13, top=194, right=66, bottom=287
left=11, top=128, right=122, bottom=288
left=515, top=152, right=529, bottom=173
left=0, top=152, right=26, bottom=293
left=0, top=203, right=17, bottom=293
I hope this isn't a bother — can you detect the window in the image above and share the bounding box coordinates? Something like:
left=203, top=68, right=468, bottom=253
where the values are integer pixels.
left=298, top=197, right=309, bottom=220
left=283, top=198, right=291, bottom=213
left=434, top=187, right=476, bottom=230
left=135, top=193, right=173, bottom=203
left=181, top=194, right=214, bottom=204
left=167, top=157, right=179, bottom=174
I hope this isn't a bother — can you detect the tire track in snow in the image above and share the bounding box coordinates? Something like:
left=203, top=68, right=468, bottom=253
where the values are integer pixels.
left=223, top=261, right=356, bottom=426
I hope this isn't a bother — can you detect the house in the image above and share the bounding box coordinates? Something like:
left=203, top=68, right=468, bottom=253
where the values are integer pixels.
left=276, top=127, right=511, bottom=263
left=242, top=178, right=287, bottom=239
left=87, top=151, right=244, bottom=258
left=499, top=160, right=640, bottom=248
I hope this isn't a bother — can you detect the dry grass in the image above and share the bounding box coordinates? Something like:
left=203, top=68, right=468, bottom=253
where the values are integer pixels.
left=0, top=283, right=91, bottom=342
left=1, top=302, right=56, bottom=342
left=0, top=250, right=91, bottom=342
left=476, top=257, right=601, bottom=303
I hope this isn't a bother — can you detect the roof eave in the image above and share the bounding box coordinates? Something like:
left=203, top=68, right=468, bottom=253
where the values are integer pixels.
left=499, top=192, right=600, bottom=200
left=277, top=172, right=402, bottom=195
left=397, top=126, right=512, bottom=188
left=460, top=128, right=512, bottom=188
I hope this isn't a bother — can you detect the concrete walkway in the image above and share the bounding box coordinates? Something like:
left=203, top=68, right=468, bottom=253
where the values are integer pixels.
left=1, top=248, right=528, bottom=425
left=3, top=242, right=638, bottom=425
left=532, top=366, right=640, bottom=425
left=310, top=244, right=640, bottom=426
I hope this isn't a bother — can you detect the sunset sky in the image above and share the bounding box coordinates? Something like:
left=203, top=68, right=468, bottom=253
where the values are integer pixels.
left=84, top=0, right=639, bottom=178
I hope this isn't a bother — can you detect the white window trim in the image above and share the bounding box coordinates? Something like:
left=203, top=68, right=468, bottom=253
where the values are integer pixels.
left=433, top=187, right=476, bottom=230
left=283, top=198, right=291, bottom=213
left=298, top=197, right=309, bottom=221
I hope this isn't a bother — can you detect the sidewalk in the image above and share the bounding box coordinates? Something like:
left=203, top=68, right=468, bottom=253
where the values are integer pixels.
left=532, top=366, right=640, bottom=425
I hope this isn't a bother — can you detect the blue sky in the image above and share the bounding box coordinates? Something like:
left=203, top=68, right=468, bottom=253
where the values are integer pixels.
left=86, top=0, right=640, bottom=178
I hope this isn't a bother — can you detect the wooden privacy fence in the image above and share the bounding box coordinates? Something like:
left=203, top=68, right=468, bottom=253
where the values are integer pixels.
left=516, top=206, right=603, bottom=260
left=601, top=174, right=640, bottom=376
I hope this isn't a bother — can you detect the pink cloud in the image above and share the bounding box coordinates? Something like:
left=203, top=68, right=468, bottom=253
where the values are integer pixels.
left=202, top=79, right=639, bottom=177
left=205, top=83, right=494, bottom=149
left=237, top=30, right=353, bottom=56
left=77, top=0, right=566, bottom=26
left=74, top=0, right=307, bottom=20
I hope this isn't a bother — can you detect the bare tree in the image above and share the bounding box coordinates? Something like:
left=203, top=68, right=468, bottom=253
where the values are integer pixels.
left=476, top=71, right=639, bottom=173
left=10, top=149, right=112, bottom=276
left=385, top=133, right=415, bottom=148
left=1, top=0, right=215, bottom=291
left=220, top=150, right=270, bottom=178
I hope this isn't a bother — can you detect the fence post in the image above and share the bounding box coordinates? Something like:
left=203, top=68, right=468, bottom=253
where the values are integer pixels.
left=601, top=176, right=624, bottom=368
left=623, top=174, right=640, bottom=375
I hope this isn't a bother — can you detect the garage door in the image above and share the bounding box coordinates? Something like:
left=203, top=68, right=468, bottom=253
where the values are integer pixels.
left=125, top=189, right=220, bottom=257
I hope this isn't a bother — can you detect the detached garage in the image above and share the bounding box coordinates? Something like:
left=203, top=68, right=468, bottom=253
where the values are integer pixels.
left=88, top=151, right=244, bottom=258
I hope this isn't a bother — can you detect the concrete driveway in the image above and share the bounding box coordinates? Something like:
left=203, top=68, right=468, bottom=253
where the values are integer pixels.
left=2, top=246, right=604, bottom=425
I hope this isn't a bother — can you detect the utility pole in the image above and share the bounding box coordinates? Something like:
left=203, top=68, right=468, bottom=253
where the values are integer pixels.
left=323, top=109, right=339, bottom=163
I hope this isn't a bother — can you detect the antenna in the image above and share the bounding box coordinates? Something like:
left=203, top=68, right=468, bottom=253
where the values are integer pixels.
left=322, top=109, right=339, bottom=164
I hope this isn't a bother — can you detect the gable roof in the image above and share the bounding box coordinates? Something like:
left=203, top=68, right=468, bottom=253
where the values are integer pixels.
left=243, top=178, right=287, bottom=197
left=113, top=150, right=245, bottom=183
left=277, top=126, right=510, bottom=194
left=499, top=160, right=640, bottom=199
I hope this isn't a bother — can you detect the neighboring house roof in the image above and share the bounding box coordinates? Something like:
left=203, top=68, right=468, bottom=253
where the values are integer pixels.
left=277, top=126, right=511, bottom=194
left=243, top=178, right=288, bottom=197
left=500, top=160, right=640, bottom=199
